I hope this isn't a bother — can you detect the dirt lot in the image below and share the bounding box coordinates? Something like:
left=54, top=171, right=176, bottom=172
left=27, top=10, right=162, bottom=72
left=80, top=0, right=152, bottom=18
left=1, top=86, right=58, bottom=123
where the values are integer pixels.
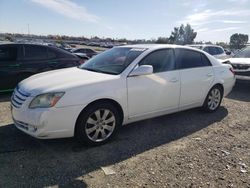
left=0, top=81, right=249, bottom=188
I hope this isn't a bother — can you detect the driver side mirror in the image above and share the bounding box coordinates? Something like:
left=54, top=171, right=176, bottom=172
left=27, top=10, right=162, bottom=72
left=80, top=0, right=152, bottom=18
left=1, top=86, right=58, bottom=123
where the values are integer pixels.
left=129, top=65, right=153, bottom=77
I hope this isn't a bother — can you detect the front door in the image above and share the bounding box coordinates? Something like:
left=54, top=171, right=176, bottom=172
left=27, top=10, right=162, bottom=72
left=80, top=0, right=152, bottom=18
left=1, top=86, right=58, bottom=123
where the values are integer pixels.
left=127, top=49, right=180, bottom=118
left=0, top=45, right=19, bottom=91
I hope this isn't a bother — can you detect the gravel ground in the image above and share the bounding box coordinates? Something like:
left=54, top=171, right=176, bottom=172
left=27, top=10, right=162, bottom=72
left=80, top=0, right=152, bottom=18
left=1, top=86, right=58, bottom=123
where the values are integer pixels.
left=0, top=81, right=249, bottom=188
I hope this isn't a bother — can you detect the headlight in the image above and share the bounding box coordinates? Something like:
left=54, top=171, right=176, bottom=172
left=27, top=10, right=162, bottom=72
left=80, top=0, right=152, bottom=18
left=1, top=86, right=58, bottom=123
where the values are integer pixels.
left=29, top=92, right=65, bottom=109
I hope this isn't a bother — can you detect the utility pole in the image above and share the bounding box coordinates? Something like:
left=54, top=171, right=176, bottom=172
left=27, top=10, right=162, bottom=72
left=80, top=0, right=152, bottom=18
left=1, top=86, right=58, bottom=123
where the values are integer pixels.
left=27, top=24, right=30, bottom=36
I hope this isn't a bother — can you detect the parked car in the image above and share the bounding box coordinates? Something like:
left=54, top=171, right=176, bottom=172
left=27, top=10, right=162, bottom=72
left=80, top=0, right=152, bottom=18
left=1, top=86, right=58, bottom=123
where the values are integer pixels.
left=11, top=45, right=235, bottom=145
left=189, top=45, right=231, bottom=60
left=71, top=48, right=98, bottom=58
left=73, top=52, right=89, bottom=62
left=0, top=43, right=82, bottom=92
left=227, top=46, right=250, bottom=81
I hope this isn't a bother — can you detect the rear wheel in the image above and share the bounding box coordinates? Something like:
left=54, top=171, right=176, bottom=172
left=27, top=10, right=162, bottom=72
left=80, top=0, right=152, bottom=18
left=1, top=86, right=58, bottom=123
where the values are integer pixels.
left=75, top=102, right=121, bottom=145
left=203, top=86, right=223, bottom=112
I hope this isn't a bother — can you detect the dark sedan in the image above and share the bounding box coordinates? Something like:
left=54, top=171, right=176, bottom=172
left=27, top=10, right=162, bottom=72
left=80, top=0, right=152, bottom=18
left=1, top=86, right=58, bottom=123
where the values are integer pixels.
left=0, top=43, right=82, bottom=92
left=71, top=48, right=98, bottom=58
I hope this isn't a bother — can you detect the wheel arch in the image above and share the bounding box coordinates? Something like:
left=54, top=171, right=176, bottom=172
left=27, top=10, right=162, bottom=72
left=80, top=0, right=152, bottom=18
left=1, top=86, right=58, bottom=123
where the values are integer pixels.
left=203, top=82, right=224, bottom=106
left=74, top=98, right=124, bottom=135
left=211, top=83, right=224, bottom=95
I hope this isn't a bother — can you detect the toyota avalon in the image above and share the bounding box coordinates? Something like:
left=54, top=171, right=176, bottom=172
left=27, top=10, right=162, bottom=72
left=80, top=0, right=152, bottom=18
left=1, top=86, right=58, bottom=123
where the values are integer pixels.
left=11, top=44, right=235, bottom=145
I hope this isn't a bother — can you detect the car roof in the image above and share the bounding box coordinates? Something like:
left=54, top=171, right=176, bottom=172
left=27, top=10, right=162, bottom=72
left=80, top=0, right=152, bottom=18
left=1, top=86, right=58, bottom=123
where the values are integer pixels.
left=119, top=44, right=206, bottom=53
left=119, top=44, right=222, bottom=66
left=189, top=44, right=223, bottom=48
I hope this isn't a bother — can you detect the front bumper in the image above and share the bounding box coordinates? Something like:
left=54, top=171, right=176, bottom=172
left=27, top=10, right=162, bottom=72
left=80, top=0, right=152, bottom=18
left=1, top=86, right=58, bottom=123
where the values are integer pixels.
left=11, top=99, right=84, bottom=139
left=235, top=70, right=250, bottom=81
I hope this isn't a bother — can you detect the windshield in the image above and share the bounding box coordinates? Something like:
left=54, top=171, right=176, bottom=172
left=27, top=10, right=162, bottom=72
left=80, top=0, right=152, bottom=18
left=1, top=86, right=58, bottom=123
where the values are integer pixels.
left=79, top=47, right=146, bottom=75
left=234, top=47, right=250, bottom=58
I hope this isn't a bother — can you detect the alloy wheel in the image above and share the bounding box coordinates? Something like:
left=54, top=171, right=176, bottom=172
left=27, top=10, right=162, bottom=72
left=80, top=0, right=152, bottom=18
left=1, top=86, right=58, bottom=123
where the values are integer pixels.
left=208, top=88, right=221, bottom=110
left=85, top=109, right=116, bottom=142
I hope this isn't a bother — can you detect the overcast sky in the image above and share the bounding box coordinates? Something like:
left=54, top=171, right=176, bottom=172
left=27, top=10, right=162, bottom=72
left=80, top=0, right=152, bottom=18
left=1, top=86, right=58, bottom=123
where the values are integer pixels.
left=0, top=0, right=249, bottom=42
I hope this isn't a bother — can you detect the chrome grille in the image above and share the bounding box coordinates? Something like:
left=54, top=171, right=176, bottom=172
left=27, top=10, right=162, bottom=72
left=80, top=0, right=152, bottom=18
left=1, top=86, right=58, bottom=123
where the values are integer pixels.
left=11, top=86, right=31, bottom=108
left=232, top=64, right=250, bottom=70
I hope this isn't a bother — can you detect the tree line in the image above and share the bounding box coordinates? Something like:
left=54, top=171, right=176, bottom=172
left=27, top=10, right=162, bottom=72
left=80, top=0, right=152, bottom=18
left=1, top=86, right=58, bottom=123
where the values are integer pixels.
left=155, top=24, right=248, bottom=49
left=2, top=24, right=249, bottom=49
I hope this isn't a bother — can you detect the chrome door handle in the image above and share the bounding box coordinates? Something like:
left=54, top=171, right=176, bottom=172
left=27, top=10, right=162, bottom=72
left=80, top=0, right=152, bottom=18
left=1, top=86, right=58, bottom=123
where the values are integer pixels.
left=170, top=78, right=179, bottom=83
left=207, top=73, right=213, bottom=77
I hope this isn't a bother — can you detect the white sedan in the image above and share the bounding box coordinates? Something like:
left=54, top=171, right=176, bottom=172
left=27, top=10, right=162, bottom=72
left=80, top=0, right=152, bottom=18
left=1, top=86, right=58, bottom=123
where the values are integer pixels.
left=11, top=45, right=235, bottom=145
left=227, top=47, right=250, bottom=81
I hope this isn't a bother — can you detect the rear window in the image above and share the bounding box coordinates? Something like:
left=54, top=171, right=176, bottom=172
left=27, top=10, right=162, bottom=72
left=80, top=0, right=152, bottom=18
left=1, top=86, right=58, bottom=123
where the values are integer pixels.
left=55, top=48, right=75, bottom=58
left=0, top=46, right=17, bottom=61
left=216, top=47, right=224, bottom=55
left=208, top=47, right=217, bottom=55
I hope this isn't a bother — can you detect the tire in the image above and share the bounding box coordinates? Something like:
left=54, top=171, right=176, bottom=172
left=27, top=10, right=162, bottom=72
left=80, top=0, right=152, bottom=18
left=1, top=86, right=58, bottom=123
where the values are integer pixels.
left=203, top=85, right=223, bottom=112
left=75, top=102, right=122, bottom=146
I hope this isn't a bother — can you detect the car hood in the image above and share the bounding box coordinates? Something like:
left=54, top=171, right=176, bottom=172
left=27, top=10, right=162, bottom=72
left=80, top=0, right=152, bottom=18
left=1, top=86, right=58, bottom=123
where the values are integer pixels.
left=229, top=58, right=250, bottom=65
left=19, top=67, right=119, bottom=96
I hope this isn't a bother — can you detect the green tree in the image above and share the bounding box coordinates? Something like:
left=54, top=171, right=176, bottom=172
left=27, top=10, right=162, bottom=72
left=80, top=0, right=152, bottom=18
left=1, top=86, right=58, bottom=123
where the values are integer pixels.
left=230, top=33, right=248, bottom=49
left=156, top=37, right=169, bottom=44
left=169, top=24, right=197, bottom=45
left=4, top=34, right=13, bottom=42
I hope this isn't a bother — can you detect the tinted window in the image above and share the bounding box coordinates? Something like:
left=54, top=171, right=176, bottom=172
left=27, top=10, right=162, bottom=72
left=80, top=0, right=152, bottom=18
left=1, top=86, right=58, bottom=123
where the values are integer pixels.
left=77, top=49, right=86, bottom=53
left=176, top=49, right=210, bottom=69
left=208, top=47, right=217, bottom=55
left=47, top=48, right=57, bottom=59
left=86, top=49, right=94, bottom=53
left=55, top=48, right=75, bottom=58
left=203, top=47, right=209, bottom=53
left=201, top=54, right=211, bottom=66
left=0, top=46, right=17, bottom=61
left=24, top=45, right=47, bottom=60
left=216, top=47, right=224, bottom=55
left=139, top=49, right=175, bottom=73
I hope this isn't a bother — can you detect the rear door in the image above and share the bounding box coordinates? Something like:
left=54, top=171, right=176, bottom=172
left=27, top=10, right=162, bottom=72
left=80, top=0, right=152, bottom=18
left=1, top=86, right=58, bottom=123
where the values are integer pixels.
left=0, top=45, right=20, bottom=91
left=175, top=48, right=214, bottom=108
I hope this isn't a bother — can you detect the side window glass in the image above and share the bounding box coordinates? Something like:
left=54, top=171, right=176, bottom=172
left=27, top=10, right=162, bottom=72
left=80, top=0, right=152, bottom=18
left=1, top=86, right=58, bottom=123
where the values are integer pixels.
left=203, top=47, right=209, bottom=53
left=24, top=45, right=47, bottom=60
left=216, top=47, right=224, bottom=55
left=47, top=48, right=57, bottom=59
left=0, top=46, right=17, bottom=61
left=139, top=49, right=175, bottom=73
left=175, top=49, right=210, bottom=69
left=201, top=54, right=211, bottom=66
left=208, top=47, right=217, bottom=55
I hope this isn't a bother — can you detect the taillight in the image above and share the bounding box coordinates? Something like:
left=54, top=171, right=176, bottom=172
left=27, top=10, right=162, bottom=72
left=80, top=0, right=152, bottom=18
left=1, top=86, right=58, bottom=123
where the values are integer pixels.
left=229, top=67, right=235, bottom=75
left=79, top=59, right=85, bottom=64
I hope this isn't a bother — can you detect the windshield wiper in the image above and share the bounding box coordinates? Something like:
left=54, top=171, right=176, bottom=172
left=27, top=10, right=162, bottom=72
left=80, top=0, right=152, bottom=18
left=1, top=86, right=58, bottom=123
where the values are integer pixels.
left=80, top=67, right=118, bottom=75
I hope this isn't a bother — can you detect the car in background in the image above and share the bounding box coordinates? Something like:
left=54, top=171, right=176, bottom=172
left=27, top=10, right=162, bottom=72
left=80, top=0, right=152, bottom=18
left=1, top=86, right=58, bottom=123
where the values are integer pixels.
left=11, top=44, right=235, bottom=145
left=0, top=43, right=83, bottom=92
left=189, top=45, right=231, bottom=60
left=227, top=46, right=250, bottom=81
left=73, top=52, right=89, bottom=62
left=71, top=48, right=98, bottom=58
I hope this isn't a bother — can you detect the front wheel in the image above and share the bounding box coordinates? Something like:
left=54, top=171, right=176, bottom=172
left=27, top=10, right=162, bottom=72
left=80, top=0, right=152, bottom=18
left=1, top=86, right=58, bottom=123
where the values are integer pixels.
left=203, top=86, right=223, bottom=112
left=75, top=102, right=121, bottom=146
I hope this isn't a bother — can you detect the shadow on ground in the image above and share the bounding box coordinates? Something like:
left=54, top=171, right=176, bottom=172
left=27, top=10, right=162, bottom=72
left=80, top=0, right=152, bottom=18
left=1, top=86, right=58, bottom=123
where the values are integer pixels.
left=0, top=106, right=228, bottom=187
left=227, top=81, right=250, bottom=102
left=0, top=92, right=12, bottom=102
